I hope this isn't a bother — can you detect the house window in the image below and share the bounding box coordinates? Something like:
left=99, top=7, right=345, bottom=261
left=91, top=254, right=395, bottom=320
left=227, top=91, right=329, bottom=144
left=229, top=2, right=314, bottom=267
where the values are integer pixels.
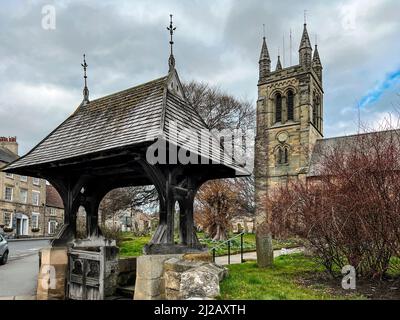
left=33, top=177, right=40, bottom=186
left=32, top=191, right=40, bottom=206
left=287, top=90, right=294, bottom=121
left=48, top=221, right=57, bottom=235
left=20, top=176, right=28, bottom=182
left=20, top=189, right=28, bottom=204
left=275, top=93, right=282, bottom=123
left=4, top=187, right=13, bottom=201
left=50, top=208, right=57, bottom=216
left=5, top=173, right=13, bottom=179
left=32, top=213, right=40, bottom=229
left=3, top=212, right=12, bottom=227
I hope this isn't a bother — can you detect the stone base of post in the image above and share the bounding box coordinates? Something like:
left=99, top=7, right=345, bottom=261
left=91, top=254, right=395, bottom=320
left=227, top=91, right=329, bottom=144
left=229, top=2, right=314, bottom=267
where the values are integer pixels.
left=36, top=247, right=68, bottom=300
left=133, top=254, right=183, bottom=300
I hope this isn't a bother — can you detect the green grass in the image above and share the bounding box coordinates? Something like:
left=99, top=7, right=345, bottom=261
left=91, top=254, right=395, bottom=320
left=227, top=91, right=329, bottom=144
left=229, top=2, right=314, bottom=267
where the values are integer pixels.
left=118, top=234, right=151, bottom=257
left=118, top=232, right=303, bottom=258
left=219, top=253, right=365, bottom=300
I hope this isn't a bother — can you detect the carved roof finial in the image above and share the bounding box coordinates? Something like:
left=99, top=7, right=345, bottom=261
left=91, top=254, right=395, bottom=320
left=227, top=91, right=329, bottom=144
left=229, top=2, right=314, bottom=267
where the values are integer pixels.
left=81, top=54, right=89, bottom=105
left=167, top=14, right=176, bottom=71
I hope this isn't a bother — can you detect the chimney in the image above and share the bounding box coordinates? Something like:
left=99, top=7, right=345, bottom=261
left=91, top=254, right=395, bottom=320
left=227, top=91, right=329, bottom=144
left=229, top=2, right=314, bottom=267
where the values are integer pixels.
left=0, top=137, right=18, bottom=155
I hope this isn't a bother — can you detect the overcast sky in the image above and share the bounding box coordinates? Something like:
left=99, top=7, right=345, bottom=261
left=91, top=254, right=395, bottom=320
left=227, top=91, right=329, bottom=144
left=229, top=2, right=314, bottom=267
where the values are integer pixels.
left=0, top=0, right=399, bottom=155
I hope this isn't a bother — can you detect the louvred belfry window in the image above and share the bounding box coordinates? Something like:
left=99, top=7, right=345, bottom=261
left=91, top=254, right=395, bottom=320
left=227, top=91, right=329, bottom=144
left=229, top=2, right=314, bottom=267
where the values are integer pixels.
left=275, top=93, right=282, bottom=123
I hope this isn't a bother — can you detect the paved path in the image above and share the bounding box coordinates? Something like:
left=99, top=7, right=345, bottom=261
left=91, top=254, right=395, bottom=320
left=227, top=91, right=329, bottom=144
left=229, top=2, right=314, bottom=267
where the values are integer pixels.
left=215, top=247, right=304, bottom=265
left=0, top=240, right=50, bottom=297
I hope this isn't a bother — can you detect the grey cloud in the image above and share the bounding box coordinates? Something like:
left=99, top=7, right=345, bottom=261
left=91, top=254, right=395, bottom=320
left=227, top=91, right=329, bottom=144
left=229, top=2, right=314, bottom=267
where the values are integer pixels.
left=0, top=0, right=399, bottom=154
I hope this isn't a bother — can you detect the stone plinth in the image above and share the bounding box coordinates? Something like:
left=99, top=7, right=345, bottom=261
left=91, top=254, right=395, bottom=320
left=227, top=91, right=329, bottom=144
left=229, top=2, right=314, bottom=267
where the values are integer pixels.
left=134, top=254, right=183, bottom=300
left=36, top=247, right=68, bottom=300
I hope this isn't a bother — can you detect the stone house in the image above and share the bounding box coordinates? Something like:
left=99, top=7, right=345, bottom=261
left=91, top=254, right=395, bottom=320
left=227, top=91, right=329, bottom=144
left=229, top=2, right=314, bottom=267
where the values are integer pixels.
left=0, top=137, right=64, bottom=237
left=105, top=209, right=157, bottom=234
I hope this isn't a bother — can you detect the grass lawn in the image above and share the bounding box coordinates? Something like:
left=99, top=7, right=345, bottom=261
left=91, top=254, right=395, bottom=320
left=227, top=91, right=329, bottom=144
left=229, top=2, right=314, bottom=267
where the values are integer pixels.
left=118, top=232, right=304, bottom=258
left=219, top=253, right=365, bottom=300
left=118, top=234, right=151, bottom=257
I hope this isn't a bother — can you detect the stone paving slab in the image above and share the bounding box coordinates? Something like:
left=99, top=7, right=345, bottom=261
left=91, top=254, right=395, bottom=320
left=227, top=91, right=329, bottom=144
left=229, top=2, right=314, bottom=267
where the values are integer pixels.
left=0, top=295, right=36, bottom=300
left=215, top=247, right=304, bottom=265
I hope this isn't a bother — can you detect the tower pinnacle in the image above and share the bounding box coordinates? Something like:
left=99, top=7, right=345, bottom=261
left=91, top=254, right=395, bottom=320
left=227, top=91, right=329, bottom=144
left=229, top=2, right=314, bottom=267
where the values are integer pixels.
left=299, top=22, right=312, bottom=67
left=259, top=26, right=271, bottom=82
left=276, top=55, right=282, bottom=71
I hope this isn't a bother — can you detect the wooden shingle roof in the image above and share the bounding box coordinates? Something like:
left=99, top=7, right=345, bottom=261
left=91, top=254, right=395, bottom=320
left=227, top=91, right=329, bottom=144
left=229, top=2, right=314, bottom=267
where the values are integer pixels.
left=5, top=69, right=249, bottom=176
left=6, top=75, right=167, bottom=169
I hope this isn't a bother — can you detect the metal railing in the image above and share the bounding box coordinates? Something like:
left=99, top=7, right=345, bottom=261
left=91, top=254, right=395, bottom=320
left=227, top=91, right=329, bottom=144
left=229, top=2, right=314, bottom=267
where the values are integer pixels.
left=210, top=232, right=245, bottom=265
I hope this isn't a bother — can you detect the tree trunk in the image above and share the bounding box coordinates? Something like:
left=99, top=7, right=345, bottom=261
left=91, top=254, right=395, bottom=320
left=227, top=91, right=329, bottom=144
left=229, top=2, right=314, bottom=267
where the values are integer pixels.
left=256, top=232, right=274, bottom=268
left=213, top=224, right=227, bottom=241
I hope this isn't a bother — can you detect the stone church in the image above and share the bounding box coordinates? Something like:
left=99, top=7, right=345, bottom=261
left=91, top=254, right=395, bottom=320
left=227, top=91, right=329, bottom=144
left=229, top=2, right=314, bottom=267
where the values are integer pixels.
left=254, top=22, right=323, bottom=219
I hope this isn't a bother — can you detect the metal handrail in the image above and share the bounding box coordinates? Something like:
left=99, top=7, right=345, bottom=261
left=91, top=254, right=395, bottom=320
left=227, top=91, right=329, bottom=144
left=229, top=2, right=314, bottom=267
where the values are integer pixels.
left=210, top=232, right=246, bottom=265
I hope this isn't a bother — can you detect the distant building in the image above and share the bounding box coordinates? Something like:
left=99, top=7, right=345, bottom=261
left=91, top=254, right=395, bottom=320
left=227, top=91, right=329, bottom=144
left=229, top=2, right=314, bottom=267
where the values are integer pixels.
left=45, top=184, right=64, bottom=236
left=0, top=137, right=64, bottom=238
left=105, top=209, right=157, bottom=234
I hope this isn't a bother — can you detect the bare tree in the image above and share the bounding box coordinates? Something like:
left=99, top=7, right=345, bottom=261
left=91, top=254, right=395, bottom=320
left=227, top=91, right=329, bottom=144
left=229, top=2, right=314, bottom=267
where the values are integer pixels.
left=99, top=186, right=157, bottom=226
left=183, top=81, right=255, bottom=131
left=184, top=81, right=256, bottom=239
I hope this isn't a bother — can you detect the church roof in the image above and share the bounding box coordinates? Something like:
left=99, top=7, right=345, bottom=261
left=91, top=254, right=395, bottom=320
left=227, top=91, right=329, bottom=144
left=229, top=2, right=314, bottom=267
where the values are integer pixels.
left=308, top=130, right=400, bottom=177
left=4, top=70, right=249, bottom=176
left=0, top=147, right=18, bottom=164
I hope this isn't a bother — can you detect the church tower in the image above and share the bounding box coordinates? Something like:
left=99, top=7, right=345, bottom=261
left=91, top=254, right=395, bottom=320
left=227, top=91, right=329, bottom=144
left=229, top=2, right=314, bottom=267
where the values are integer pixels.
left=254, top=22, right=324, bottom=219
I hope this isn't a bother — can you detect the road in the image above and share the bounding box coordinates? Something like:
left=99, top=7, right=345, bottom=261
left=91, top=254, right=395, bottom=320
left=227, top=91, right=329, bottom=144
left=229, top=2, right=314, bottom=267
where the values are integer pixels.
left=0, top=240, right=50, bottom=297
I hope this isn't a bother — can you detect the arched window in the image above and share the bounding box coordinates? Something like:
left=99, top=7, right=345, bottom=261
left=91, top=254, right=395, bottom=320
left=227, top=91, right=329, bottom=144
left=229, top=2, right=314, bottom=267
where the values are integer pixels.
left=313, top=96, right=318, bottom=127
left=277, top=146, right=289, bottom=165
left=313, top=95, right=321, bottom=131
left=287, top=91, right=294, bottom=121
left=317, top=97, right=322, bottom=131
left=278, top=148, right=284, bottom=164
left=275, top=93, right=282, bottom=123
left=284, top=147, right=289, bottom=164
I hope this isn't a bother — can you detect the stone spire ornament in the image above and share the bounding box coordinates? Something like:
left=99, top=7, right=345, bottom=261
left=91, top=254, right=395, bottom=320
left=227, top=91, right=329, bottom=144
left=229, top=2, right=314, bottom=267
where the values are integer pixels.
left=313, top=42, right=323, bottom=81
left=81, top=54, right=90, bottom=105
left=259, top=24, right=271, bottom=82
left=299, top=17, right=312, bottom=67
left=276, top=54, right=282, bottom=71
left=167, top=14, right=176, bottom=72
